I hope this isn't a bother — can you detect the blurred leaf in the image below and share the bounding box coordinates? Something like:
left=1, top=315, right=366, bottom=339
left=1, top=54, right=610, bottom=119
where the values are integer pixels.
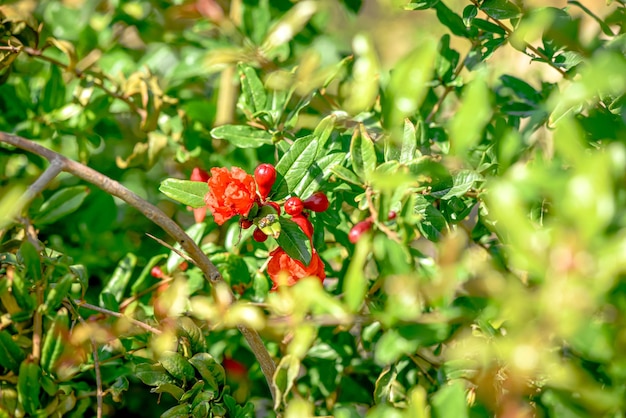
left=435, top=2, right=470, bottom=38
left=449, top=73, right=492, bottom=156
left=343, top=233, right=371, bottom=312
left=405, top=0, right=440, bottom=10
left=431, top=381, right=468, bottom=418
left=210, top=125, right=273, bottom=148
left=41, top=65, right=66, bottom=112
left=99, top=253, right=137, bottom=307
left=0, top=330, right=25, bottom=373
left=34, top=186, right=89, bottom=225
left=383, top=40, right=438, bottom=130
left=159, top=179, right=208, bottom=208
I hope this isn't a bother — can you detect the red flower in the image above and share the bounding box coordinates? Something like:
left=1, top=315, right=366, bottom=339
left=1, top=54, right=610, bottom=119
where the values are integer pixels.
left=204, top=167, right=256, bottom=225
left=267, top=248, right=325, bottom=290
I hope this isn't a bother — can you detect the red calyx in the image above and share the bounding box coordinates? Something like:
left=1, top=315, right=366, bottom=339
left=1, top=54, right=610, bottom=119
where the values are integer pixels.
left=349, top=220, right=372, bottom=244
left=254, top=163, right=277, bottom=200
left=303, top=192, right=329, bottom=212
left=253, top=228, right=268, bottom=242
left=240, top=218, right=253, bottom=229
left=190, top=167, right=210, bottom=182
left=150, top=266, right=164, bottom=279
left=291, top=214, right=314, bottom=240
left=284, top=197, right=304, bottom=216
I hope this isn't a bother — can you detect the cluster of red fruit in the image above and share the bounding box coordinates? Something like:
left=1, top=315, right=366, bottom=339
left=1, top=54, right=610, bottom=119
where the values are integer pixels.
left=189, top=163, right=329, bottom=290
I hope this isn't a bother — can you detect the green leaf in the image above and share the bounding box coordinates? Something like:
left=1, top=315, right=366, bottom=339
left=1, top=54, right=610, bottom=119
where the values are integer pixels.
left=405, top=0, right=440, bottom=10
left=481, top=0, right=522, bottom=20
left=433, top=170, right=483, bottom=199
left=210, top=125, right=274, bottom=148
left=159, top=351, right=196, bottom=382
left=19, top=240, right=41, bottom=281
left=272, top=354, right=301, bottom=410
left=294, top=152, right=347, bottom=199
left=435, top=2, right=470, bottom=38
left=462, top=5, right=478, bottom=27
left=238, top=64, right=267, bottom=114
left=0, top=331, right=25, bottom=373
left=159, top=179, right=208, bottom=208
left=188, top=353, right=225, bottom=392
left=383, top=40, right=438, bottom=130
left=151, top=383, right=185, bottom=401
left=41, top=65, right=66, bottom=112
left=331, top=165, right=363, bottom=187
left=431, top=381, right=468, bottom=418
left=135, top=363, right=179, bottom=386
left=34, top=186, right=89, bottom=225
left=350, top=126, right=377, bottom=181
left=99, top=253, right=137, bottom=307
left=343, top=234, right=371, bottom=312
left=273, top=135, right=318, bottom=199
left=130, top=254, right=168, bottom=295
left=276, top=218, right=312, bottom=266
left=449, top=73, right=492, bottom=157
left=400, top=119, right=418, bottom=164
left=17, top=360, right=41, bottom=415
left=414, top=196, right=447, bottom=241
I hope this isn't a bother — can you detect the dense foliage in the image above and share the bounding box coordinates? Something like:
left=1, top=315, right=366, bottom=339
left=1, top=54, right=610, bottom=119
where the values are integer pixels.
left=1, top=0, right=625, bottom=417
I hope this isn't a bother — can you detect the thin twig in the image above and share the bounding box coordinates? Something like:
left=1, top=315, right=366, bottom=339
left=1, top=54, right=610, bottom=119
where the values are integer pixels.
left=75, top=313, right=104, bottom=418
left=0, top=132, right=277, bottom=403
left=145, top=233, right=195, bottom=265
left=74, top=300, right=163, bottom=335
left=364, top=186, right=402, bottom=244
left=118, top=276, right=174, bottom=311
left=468, top=0, right=568, bottom=78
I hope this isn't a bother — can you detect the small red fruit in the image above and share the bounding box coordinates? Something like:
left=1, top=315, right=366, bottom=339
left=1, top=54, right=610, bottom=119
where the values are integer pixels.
left=178, top=261, right=189, bottom=271
left=349, top=220, right=372, bottom=244
left=388, top=211, right=397, bottom=220
left=291, top=214, right=314, bottom=240
left=253, top=228, right=268, bottom=242
left=254, top=164, right=277, bottom=200
left=284, top=197, right=304, bottom=216
left=240, top=219, right=253, bottom=229
left=303, top=192, right=329, bottom=212
left=150, top=266, right=164, bottom=279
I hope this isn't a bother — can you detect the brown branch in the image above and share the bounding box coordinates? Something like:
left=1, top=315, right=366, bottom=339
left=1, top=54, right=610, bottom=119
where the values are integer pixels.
left=74, top=300, right=163, bottom=335
left=74, top=313, right=104, bottom=418
left=0, top=132, right=277, bottom=402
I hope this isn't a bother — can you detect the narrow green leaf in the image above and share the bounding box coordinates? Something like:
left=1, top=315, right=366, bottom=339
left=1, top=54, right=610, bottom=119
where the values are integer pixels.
left=20, top=240, right=41, bottom=282
left=99, top=253, right=137, bottom=307
left=17, top=360, right=41, bottom=415
left=34, top=186, right=89, bottom=225
left=383, top=40, right=438, bottom=130
left=159, top=178, right=208, bottom=208
left=273, top=136, right=318, bottom=199
left=294, top=152, right=347, bottom=199
left=343, top=234, right=371, bottom=312
left=449, top=73, right=492, bottom=157
left=481, top=0, right=521, bottom=20
left=238, top=64, right=267, bottom=114
left=210, top=125, right=274, bottom=148
left=0, top=331, right=25, bottom=373
left=42, top=64, right=66, bottom=112
left=350, top=126, right=377, bottom=181
left=400, top=119, right=417, bottom=164
left=276, top=218, right=312, bottom=266
left=331, top=165, right=364, bottom=187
